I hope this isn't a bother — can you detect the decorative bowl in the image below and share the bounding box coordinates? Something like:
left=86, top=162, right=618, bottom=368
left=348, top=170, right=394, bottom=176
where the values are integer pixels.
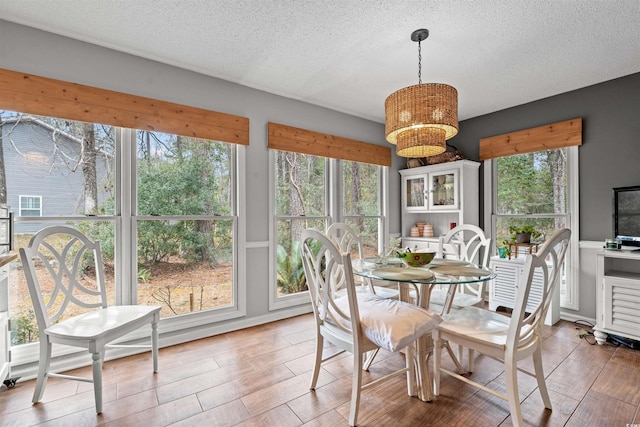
left=396, top=251, right=436, bottom=267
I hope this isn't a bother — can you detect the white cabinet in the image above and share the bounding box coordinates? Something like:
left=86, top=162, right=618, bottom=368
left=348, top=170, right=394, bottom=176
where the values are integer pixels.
left=594, top=250, right=640, bottom=345
left=488, top=256, right=560, bottom=326
left=0, top=254, right=17, bottom=383
left=400, top=160, right=479, bottom=250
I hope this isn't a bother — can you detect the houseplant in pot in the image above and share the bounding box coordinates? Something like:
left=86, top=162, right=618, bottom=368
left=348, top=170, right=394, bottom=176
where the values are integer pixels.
left=508, top=225, right=541, bottom=244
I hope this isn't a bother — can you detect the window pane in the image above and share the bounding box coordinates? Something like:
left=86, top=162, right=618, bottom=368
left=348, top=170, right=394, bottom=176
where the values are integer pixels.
left=275, top=152, right=325, bottom=216
left=342, top=161, right=379, bottom=216
left=276, top=217, right=325, bottom=296
left=137, top=131, right=232, bottom=216
left=2, top=112, right=115, bottom=216
left=10, top=221, right=115, bottom=345
left=136, top=219, right=234, bottom=317
left=495, top=217, right=567, bottom=250
left=496, top=149, right=567, bottom=215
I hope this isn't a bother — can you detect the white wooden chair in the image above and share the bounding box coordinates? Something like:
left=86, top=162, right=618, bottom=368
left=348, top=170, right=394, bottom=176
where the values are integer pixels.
left=19, top=226, right=161, bottom=414
left=433, top=228, right=570, bottom=427
left=326, top=222, right=399, bottom=300
left=430, top=224, right=492, bottom=311
left=302, top=229, right=441, bottom=426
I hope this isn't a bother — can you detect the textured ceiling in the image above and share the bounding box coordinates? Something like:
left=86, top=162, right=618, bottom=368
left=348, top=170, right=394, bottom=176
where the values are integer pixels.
left=1, top=0, right=639, bottom=123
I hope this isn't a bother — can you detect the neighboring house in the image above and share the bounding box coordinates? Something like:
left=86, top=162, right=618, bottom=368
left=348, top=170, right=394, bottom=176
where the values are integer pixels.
left=1, top=115, right=113, bottom=233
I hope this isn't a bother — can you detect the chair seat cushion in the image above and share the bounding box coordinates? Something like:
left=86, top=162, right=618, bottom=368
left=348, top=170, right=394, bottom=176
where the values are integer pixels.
left=437, top=306, right=533, bottom=347
left=429, top=288, right=482, bottom=309
left=333, top=293, right=442, bottom=352
left=46, top=305, right=161, bottom=340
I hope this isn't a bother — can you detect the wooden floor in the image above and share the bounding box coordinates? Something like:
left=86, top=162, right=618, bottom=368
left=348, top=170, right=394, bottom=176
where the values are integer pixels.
left=1, top=314, right=639, bottom=426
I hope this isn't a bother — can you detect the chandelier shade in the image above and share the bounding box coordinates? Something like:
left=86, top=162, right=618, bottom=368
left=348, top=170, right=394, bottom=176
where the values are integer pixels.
left=396, top=126, right=447, bottom=157
left=384, top=29, right=459, bottom=158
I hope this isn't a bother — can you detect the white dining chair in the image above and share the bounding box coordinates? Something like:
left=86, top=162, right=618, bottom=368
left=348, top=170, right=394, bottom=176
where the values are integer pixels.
left=431, top=224, right=492, bottom=311
left=326, top=222, right=399, bottom=300
left=19, top=225, right=161, bottom=414
left=302, top=228, right=441, bottom=426
left=433, top=228, right=570, bottom=427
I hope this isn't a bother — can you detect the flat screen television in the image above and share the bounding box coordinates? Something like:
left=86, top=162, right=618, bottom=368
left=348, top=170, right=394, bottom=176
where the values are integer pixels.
left=613, top=186, right=640, bottom=248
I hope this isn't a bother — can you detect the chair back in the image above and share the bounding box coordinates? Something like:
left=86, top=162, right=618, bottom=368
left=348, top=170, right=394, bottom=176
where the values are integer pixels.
left=508, top=228, right=571, bottom=349
left=19, top=226, right=108, bottom=331
left=301, top=229, right=362, bottom=343
left=438, top=224, right=491, bottom=301
left=326, top=223, right=364, bottom=262
left=438, top=224, right=491, bottom=267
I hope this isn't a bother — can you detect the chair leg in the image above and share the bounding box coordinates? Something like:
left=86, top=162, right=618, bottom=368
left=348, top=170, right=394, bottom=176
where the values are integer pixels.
left=457, top=344, right=465, bottom=371
left=404, top=342, right=416, bottom=397
left=504, top=357, right=524, bottom=427
left=349, top=351, right=364, bottom=427
left=533, top=345, right=552, bottom=409
left=32, top=338, right=52, bottom=403
left=467, top=348, right=475, bottom=373
left=309, top=334, right=324, bottom=390
left=152, top=321, right=159, bottom=373
left=92, top=352, right=104, bottom=414
left=362, top=348, right=379, bottom=371
left=433, top=332, right=441, bottom=396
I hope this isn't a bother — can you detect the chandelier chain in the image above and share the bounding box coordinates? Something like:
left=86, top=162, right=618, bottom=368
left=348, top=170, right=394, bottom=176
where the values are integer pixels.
left=417, top=40, right=422, bottom=84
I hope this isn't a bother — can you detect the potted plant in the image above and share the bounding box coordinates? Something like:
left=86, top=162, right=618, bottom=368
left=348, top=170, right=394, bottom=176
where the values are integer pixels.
left=508, top=225, right=541, bottom=244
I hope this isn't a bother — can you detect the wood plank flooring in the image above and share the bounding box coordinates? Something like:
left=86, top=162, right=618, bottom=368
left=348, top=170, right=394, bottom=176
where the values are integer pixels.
left=1, top=314, right=639, bottom=426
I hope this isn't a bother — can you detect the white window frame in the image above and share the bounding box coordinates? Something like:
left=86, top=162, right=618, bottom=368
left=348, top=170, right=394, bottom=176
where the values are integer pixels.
left=483, top=145, right=580, bottom=310
left=18, top=195, right=42, bottom=217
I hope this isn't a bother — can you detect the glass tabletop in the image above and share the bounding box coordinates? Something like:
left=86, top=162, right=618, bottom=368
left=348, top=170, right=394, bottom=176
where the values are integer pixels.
left=352, top=257, right=495, bottom=285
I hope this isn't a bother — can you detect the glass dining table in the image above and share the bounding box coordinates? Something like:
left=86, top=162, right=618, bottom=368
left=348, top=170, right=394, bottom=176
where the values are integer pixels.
left=352, top=257, right=495, bottom=402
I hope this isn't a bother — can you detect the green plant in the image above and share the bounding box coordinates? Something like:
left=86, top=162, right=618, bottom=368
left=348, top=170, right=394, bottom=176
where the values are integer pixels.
left=508, top=225, right=541, bottom=242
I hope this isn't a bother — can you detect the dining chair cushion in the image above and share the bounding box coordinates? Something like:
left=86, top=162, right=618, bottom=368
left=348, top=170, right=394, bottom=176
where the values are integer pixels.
left=439, top=305, right=535, bottom=348
left=429, top=288, right=482, bottom=310
left=332, top=293, right=442, bottom=352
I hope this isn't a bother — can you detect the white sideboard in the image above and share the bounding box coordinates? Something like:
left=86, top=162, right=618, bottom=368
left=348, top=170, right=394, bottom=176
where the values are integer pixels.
left=0, top=253, right=17, bottom=384
left=594, top=249, right=640, bottom=345
left=488, top=256, right=560, bottom=326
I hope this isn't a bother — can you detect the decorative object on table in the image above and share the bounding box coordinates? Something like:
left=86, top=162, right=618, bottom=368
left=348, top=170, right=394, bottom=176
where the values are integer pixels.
left=423, top=223, right=434, bottom=237
left=372, top=266, right=435, bottom=281
left=604, top=238, right=622, bottom=250
left=396, top=250, right=435, bottom=267
left=497, top=246, right=510, bottom=258
left=508, top=225, right=541, bottom=244
left=416, top=221, right=426, bottom=235
left=384, top=28, right=458, bottom=158
left=410, top=226, right=420, bottom=237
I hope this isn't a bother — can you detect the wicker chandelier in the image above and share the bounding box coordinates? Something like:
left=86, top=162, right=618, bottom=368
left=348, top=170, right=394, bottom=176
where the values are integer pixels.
left=385, top=29, right=458, bottom=158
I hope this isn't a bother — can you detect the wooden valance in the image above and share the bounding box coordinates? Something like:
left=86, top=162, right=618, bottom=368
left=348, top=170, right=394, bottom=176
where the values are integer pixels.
left=0, top=68, right=249, bottom=145
left=267, top=122, right=391, bottom=167
left=479, top=118, right=582, bottom=160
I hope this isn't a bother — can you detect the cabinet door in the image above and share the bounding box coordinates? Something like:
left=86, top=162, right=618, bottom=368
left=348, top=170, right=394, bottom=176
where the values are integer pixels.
left=602, top=276, right=640, bottom=338
left=428, top=169, right=458, bottom=210
left=402, top=174, right=428, bottom=212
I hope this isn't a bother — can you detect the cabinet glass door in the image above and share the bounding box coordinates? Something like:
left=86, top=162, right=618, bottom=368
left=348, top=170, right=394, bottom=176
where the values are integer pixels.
left=403, top=175, right=427, bottom=211
left=429, top=170, right=458, bottom=210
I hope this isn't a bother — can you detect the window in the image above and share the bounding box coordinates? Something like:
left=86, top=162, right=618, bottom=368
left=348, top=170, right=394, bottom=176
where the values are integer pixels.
left=486, top=146, right=579, bottom=309
left=270, top=151, right=388, bottom=310
left=3, top=112, right=239, bottom=354
left=18, top=196, right=41, bottom=217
